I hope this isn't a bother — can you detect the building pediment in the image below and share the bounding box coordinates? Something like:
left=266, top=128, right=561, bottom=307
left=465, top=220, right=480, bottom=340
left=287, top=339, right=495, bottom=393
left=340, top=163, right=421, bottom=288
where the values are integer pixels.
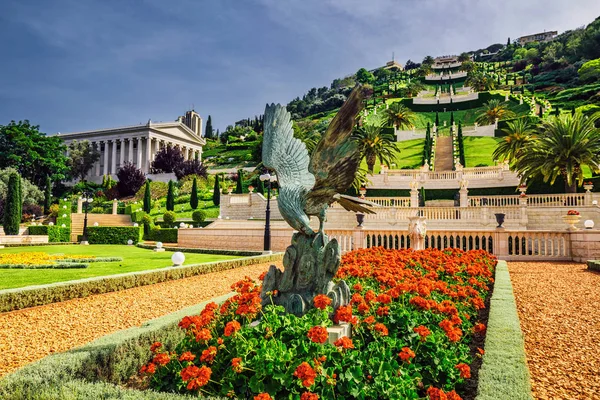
left=151, top=122, right=206, bottom=146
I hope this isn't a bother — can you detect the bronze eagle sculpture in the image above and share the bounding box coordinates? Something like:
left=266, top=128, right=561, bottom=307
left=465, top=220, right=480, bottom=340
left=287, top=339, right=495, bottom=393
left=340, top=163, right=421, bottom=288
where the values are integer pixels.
left=260, top=85, right=376, bottom=316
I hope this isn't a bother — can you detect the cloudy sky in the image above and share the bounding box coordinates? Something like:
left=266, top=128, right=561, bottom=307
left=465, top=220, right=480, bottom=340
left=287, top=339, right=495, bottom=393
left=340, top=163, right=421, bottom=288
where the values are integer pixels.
left=0, top=0, right=599, bottom=134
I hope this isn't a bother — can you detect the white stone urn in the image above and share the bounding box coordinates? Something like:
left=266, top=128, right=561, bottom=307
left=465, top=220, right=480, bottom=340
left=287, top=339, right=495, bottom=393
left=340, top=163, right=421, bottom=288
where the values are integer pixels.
left=562, top=214, right=581, bottom=231
left=584, top=183, right=593, bottom=192
left=227, top=187, right=233, bottom=195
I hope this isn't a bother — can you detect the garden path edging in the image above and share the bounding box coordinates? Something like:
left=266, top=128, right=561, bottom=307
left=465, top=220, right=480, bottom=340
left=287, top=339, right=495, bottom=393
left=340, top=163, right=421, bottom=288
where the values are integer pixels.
left=475, top=260, right=533, bottom=400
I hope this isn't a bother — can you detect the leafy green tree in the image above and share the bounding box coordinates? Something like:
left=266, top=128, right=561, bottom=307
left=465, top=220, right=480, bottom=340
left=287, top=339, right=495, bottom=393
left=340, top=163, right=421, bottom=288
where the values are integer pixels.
left=143, top=180, right=152, bottom=213
left=493, top=118, right=536, bottom=164
left=476, top=99, right=515, bottom=125
left=205, top=115, right=214, bottom=139
left=236, top=169, right=244, bottom=194
left=0, top=168, right=43, bottom=207
left=190, top=177, right=199, bottom=209
left=578, top=58, right=600, bottom=82
left=514, top=112, right=600, bottom=192
left=66, top=140, right=101, bottom=182
left=166, top=180, right=175, bottom=211
left=0, top=120, right=69, bottom=186
left=465, top=72, right=496, bottom=91
left=3, top=172, right=22, bottom=235
left=44, top=176, right=52, bottom=215
left=213, top=174, right=220, bottom=206
left=422, top=56, right=434, bottom=66
left=385, top=103, right=416, bottom=130
left=458, top=52, right=471, bottom=62
left=356, top=68, right=375, bottom=84
left=351, top=124, right=397, bottom=173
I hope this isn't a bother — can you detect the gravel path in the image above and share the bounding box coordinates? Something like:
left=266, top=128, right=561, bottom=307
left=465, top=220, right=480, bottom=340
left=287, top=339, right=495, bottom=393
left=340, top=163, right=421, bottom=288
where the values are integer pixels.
left=509, top=262, right=600, bottom=400
left=0, top=261, right=276, bottom=378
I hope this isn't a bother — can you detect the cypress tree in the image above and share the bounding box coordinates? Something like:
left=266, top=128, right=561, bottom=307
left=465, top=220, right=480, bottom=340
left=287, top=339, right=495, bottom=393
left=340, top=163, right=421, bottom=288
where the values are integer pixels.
left=450, top=112, right=455, bottom=127
left=213, top=174, right=221, bottom=206
left=166, top=180, right=175, bottom=211
left=205, top=115, right=214, bottom=139
left=236, top=169, right=244, bottom=194
left=143, top=180, right=151, bottom=213
left=190, top=177, right=199, bottom=209
left=44, top=176, right=52, bottom=215
left=435, top=111, right=439, bottom=127
left=3, top=172, right=22, bottom=235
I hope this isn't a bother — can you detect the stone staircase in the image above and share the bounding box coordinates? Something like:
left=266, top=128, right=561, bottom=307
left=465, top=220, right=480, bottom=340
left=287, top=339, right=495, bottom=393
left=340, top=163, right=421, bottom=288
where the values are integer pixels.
left=434, top=136, right=453, bottom=171
left=70, top=214, right=133, bottom=242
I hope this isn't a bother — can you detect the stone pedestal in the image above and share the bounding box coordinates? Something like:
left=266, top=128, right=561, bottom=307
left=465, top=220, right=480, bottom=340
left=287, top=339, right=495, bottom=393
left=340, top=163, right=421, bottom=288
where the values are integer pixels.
left=410, top=188, right=419, bottom=208
left=77, top=198, right=83, bottom=214
left=459, top=188, right=469, bottom=208
left=327, top=323, right=352, bottom=345
left=112, top=199, right=118, bottom=215
left=408, top=216, right=426, bottom=250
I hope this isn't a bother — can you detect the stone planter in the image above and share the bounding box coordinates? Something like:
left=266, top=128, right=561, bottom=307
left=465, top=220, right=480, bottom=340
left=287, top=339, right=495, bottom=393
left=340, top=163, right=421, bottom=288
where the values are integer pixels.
left=562, top=215, right=581, bottom=231
left=584, top=184, right=593, bottom=192
left=494, top=213, right=505, bottom=228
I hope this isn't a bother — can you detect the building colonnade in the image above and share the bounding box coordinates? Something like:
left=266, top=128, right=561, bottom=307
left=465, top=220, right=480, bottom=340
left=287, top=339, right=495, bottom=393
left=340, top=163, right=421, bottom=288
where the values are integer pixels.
left=88, top=135, right=202, bottom=177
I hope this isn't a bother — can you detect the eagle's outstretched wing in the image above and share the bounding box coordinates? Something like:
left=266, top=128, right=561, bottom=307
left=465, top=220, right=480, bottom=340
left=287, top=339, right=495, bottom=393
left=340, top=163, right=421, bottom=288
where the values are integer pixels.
left=262, top=103, right=315, bottom=234
left=306, top=85, right=366, bottom=207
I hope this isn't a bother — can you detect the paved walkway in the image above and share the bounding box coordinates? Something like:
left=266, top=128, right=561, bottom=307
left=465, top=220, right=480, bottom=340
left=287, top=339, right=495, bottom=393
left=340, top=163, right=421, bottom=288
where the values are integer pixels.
left=434, top=136, right=453, bottom=171
left=509, top=262, right=600, bottom=399
left=0, top=261, right=276, bottom=377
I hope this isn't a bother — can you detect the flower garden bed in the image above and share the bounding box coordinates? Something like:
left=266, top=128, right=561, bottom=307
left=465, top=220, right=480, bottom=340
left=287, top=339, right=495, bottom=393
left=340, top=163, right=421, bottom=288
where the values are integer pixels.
left=139, top=247, right=496, bottom=399
left=0, top=248, right=535, bottom=400
left=0, top=252, right=123, bottom=269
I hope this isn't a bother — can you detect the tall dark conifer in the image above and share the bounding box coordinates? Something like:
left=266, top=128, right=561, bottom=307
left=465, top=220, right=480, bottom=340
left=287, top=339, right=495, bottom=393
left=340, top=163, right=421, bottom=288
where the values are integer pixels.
left=3, top=172, right=22, bottom=235
left=236, top=169, right=244, bottom=194
left=166, top=180, right=175, bottom=211
left=213, top=174, right=221, bottom=206
left=205, top=115, right=214, bottom=139
left=44, top=176, right=52, bottom=215
left=143, top=180, right=151, bottom=213
left=190, top=177, right=199, bottom=210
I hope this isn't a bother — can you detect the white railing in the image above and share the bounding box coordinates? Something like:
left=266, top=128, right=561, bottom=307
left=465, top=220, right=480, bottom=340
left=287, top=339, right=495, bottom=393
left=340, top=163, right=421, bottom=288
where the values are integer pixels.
left=368, top=197, right=411, bottom=207
left=526, top=193, right=586, bottom=207
left=229, top=196, right=249, bottom=204
left=328, top=227, right=573, bottom=260
left=469, top=196, right=521, bottom=207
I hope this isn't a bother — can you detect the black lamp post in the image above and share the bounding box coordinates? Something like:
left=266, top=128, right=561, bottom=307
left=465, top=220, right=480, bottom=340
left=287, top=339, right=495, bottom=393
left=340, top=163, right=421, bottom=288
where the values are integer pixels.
left=80, top=190, right=93, bottom=245
left=260, top=171, right=277, bottom=253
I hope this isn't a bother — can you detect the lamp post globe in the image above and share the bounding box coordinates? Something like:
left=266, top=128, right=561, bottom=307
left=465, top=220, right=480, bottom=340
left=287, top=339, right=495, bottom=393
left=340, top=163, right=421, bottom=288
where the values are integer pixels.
left=80, top=192, right=93, bottom=245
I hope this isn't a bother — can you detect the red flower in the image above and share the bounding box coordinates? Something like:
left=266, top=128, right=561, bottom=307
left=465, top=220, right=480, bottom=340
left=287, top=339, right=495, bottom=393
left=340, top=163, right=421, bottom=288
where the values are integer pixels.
left=376, top=293, right=392, bottom=304
left=363, top=315, right=375, bottom=324
left=195, top=328, right=212, bottom=342
left=254, top=394, right=273, bottom=400
left=313, top=294, right=332, bottom=310
left=398, top=347, right=416, bottom=363
left=294, top=362, right=317, bottom=388
left=376, top=306, right=390, bottom=316
left=231, top=357, right=243, bottom=373
left=333, top=305, right=353, bottom=324
left=455, top=363, right=471, bottom=379
left=373, top=323, right=388, bottom=336
left=364, top=290, right=376, bottom=303
left=477, top=347, right=485, bottom=355
left=179, top=351, right=196, bottom=362
left=307, top=326, right=329, bottom=344
left=352, top=283, right=363, bottom=292
left=181, top=365, right=211, bottom=390
left=139, top=362, right=156, bottom=374
left=414, top=325, right=431, bottom=340
left=447, top=390, right=463, bottom=400
left=224, top=320, right=241, bottom=337
left=474, top=323, right=486, bottom=335
left=301, top=393, right=319, bottom=400
left=357, top=302, right=370, bottom=314
left=427, top=386, right=448, bottom=400
left=152, top=352, right=170, bottom=366
left=333, top=336, right=354, bottom=349
left=149, top=342, right=162, bottom=352
left=200, top=346, right=218, bottom=364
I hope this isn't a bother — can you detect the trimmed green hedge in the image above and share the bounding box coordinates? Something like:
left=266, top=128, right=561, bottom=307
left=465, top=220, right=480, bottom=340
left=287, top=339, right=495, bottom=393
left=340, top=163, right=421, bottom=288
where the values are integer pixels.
left=86, top=226, right=143, bottom=245
left=0, top=293, right=233, bottom=399
left=48, top=226, right=70, bottom=242
left=148, top=228, right=178, bottom=243
left=402, top=92, right=500, bottom=112
left=0, top=263, right=88, bottom=269
left=0, top=253, right=282, bottom=313
left=136, top=243, right=263, bottom=257
left=588, top=260, right=600, bottom=272
left=476, top=261, right=533, bottom=400
left=27, top=226, right=48, bottom=235
left=131, top=210, right=146, bottom=223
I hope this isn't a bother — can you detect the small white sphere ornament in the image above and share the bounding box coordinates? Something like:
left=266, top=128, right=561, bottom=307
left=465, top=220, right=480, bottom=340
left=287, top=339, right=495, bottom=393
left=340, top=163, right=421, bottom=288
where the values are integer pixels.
left=156, top=242, right=163, bottom=249
left=127, top=239, right=133, bottom=245
left=63, top=205, right=67, bottom=209
left=93, top=222, right=99, bottom=226
left=48, top=222, right=54, bottom=226
left=179, top=222, right=185, bottom=228
left=62, top=214, right=67, bottom=218
left=61, top=224, right=66, bottom=228
left=593, top=200, right=599, bottom=206
left=171, top=252, right=185, bottom=267
left=584, top=220, right=595, bottom=229
left=133, top=223, right=139, bottom=227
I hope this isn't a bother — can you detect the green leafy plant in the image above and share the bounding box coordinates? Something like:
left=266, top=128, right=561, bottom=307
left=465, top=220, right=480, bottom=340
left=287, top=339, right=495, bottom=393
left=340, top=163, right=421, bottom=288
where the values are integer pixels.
left=163, top=211, right=176, bottom=226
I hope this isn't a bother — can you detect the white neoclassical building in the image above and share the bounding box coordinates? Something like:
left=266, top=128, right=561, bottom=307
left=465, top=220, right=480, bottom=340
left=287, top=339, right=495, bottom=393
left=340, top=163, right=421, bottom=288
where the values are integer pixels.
left=58, top=110, right=206, bottom=183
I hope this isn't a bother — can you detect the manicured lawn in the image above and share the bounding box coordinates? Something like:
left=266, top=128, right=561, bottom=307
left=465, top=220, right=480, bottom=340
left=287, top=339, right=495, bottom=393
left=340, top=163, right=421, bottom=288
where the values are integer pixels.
left=463, top=136, right=502, bottom=167
left=0, top=245, right=244, bottom=290
left=359, top=139, right=425, bottom=173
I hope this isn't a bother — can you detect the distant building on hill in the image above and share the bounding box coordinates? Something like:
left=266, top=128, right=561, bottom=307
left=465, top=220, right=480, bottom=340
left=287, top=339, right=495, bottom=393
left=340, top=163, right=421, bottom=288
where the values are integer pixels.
left=57, top=110, right=205, bottom=183
left=382, top=60, right=403, bottom=71
left=518, top=31, right=558, bottom=46
left=432, top=55, right=462, bottom=70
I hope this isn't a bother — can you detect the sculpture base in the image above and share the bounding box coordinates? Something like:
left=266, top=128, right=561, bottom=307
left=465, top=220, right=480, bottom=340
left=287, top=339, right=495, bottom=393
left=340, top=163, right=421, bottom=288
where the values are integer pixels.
left=261, top=232, right=350, bottom=316
left=80, top=241, right=89, bottom=246
left=327, top=323, right=351, bottom=345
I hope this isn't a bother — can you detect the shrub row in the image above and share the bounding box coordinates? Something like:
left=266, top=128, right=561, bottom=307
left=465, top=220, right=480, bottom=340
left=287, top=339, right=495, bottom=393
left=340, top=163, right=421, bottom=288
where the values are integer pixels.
left=148, top=228, right=178, bottom=243
left=588, top=260, right=600, bottom=272
left=135, top=243, right=263, bottom=257
left=0, top=293, right=234, bottom=399
left=26, top=225, right=71, bottom=242
left=0, top=253, right=283, bottom=313
left=477, top=261, right=533, bottom=400
left=85, top=226, right=143, bottom=245
left=61, top=257, right=123, bottom=263
left=402, top=92, right=500, bottom=112
left=0, top=263, right=88, bottom=269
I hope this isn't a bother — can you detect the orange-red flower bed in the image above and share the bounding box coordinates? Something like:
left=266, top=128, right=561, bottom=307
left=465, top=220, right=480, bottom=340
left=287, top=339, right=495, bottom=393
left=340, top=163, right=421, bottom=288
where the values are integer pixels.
left=140, top=247, right=496, bottom=399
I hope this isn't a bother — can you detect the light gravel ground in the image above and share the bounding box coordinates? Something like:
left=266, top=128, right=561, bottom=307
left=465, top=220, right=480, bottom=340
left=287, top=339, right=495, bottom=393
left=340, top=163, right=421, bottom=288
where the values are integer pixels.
left=508, top=262, right=600, bottom=400
left=0, top=261, right=276, bottom=377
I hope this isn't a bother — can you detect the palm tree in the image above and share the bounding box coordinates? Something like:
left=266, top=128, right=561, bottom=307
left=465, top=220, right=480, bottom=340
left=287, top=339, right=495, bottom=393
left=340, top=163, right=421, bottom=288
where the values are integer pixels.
left=458, top=52, right=471, bottom=62
left=492, top=118, right=536, bottom=164
left=352, top=124, right=397, bottom=173
left=405, top=82, right=426, bottom=98
left=476, top=99, right=515, bottom=125
left=385, top=102, right=416, bottom=130
left=465, top=72, right=495, bottom=92
left=513, top=112, right=600, bottom=193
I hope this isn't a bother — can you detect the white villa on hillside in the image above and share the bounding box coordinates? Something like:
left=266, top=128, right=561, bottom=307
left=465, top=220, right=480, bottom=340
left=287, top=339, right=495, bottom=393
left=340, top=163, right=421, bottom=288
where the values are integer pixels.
left=58, top=110, right=206, bottom=183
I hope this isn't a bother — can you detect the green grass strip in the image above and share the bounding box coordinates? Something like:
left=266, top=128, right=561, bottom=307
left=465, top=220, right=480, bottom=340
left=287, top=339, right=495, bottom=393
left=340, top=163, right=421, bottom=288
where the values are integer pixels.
left=0, top=263, right=89, bottom=269
left=0, top=294, right=233, bottom=399
left=476, top=260, right=533, bottom=400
